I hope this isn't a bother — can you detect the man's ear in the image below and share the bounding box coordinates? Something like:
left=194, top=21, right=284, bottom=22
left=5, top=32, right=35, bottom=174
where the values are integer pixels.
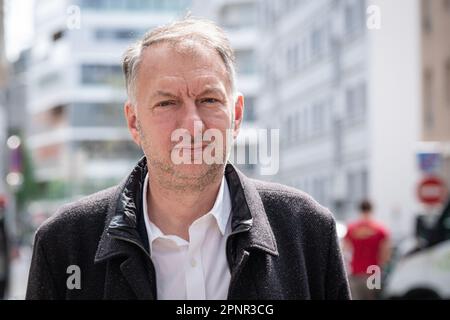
left=124, top=101, right=141, bottom=146
left=232, top=93, right=244, bottom=139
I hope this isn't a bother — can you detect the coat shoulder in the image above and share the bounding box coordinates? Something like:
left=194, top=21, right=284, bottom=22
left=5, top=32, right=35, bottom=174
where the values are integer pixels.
left=251, top=178, right=336, bottom=228
left=34, top=185, right=119, bottom=243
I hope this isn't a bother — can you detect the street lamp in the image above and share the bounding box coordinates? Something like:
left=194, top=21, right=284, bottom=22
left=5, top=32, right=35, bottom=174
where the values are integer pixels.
left=6, top=135, right=21, bottom=150
left=6, top=135, right=23, bottom=190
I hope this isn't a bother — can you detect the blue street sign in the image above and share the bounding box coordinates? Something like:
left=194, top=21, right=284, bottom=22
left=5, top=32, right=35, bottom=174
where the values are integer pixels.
left=417, top=153, right=442, bottom=173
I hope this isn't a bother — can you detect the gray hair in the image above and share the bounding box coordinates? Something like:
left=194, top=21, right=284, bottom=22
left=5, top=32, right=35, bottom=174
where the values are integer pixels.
left=122, top=18, right=237, bottom=104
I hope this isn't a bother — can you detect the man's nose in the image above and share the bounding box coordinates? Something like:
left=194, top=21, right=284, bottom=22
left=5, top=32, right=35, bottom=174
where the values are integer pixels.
left=178, top=100, right=205, bottom=138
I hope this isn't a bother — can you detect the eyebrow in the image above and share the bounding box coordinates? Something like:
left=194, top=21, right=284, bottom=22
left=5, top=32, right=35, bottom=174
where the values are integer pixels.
left=151, top=88, right=227, bottom=100
left=198, top=87, right=226, bottom=99
left=151, top=91, right=178, bottom=100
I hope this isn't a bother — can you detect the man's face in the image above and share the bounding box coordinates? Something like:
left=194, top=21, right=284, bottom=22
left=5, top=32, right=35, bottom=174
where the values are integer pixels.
left=124, top=41, right=243, bottom=191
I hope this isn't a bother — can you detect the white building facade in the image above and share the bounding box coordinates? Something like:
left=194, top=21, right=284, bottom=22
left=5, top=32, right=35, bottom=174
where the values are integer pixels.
left=258, top=0, right=422, bottom=238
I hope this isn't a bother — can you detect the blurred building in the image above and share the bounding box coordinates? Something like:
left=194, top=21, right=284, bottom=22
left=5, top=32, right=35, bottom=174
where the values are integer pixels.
left=0, top=0, right=6, bottom=86
left=0, top=0, right=8, bottom=196
left=258, top=0, right=425, bottom=237
left=25, top=0, right=190, bottom=209
left=420, top=0, right=450, bottom=185
left=191, top=0, right=261, bottom=177
left=4, top=50, right=29, bottom=131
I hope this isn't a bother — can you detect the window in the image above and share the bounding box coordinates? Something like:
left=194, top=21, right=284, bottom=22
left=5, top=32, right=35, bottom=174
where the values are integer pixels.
left=303, top=107, right=309, bottom=139
left=312, top=102, right=325, bottom=135
left=346, top=82, right=366, bottom=120
left=304, top=177, right=310, bottom=194
left=445, top=0, right=450, bottom=11
left=344, top=0, right=365, bottom=36
left=287, top=116, right=293, bottom=143
left=70, top=103, right=125, bottom=127
left=285, top=0, right=301, bottom=12
left=298, top=110, right=305, bottom=140
left=286, top=44, right=299, bottom=73
left=424, top=70, right=434, bottom=129
left=235, top=50, right=256, bottom=75
left=292, top=114, right=298, bottom=142
left=361, top=169, right=368, bottom=199
left=312, top=177, right=327, bottom=206
left=243, top=97, right=256, bottom=122
left=289, top=115, right=296, bottom=143
left=95, top=28, right=145, bottom=41
left=333, top=118, right=343, bottom=166
left=311, top=27, right=324, bottom=57
left=423, top=0, right=433, bottom=33
left=81, top=64, right=123, bottom=86
left=299, top=40, right=307, bottom=69
left=360, top=82, right=367, bottom=115
left=261, top=0, right=275, bottom=28
left=358, top=0, right=367, bottom=31
left=220, top=2, right=257, bottom=29
left=446, top=60, right=450, bottom=107
left=347, top=170, right=368, bottom=212
left=38, top=71, right=61, bottom=89
left=77, top=140, right=141, bottom=161
left=295, top=112, right=301, bottom=141
left=347, top=172, right=358, bottom=206
left=345, top=3, right=357, bottom=34
left=346, top=87, right=355, bottom=117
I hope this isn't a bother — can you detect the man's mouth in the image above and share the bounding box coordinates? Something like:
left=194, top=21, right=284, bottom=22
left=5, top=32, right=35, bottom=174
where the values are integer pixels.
left=173, top=144, right=208, bottom=152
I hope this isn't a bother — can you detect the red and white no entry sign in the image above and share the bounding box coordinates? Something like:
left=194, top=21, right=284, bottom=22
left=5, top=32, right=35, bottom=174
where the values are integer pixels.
left=417, top=176, right=448, bottom=206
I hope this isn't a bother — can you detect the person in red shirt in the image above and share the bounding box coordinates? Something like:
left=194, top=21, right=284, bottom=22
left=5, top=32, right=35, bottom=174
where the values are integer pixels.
left=344, top=200, right=391, bottom=300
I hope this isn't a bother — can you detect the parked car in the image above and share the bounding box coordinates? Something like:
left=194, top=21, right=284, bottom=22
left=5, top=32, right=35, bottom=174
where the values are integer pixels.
left=383, top=199, right=450, bottom=299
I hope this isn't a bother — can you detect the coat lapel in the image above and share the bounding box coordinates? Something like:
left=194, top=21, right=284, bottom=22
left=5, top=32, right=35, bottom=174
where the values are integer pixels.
left=95, top=214, right=157, bottom=299
left=119, top=254, right=155, bottom=300
left=94, top=157, right=156, bottom=299
left=224, top=164, right=280, bottom=299
left=225, top=164, right=279, bottom=256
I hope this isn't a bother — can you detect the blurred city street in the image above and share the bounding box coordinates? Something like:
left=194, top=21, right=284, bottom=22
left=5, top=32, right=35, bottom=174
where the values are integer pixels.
left=7, top=246, right=31, bottom=300
left=0, top=0, right=449, bottom=300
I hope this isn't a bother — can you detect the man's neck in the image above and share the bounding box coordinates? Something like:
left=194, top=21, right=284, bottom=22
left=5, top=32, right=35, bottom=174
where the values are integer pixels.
left=146, top=175, right=223, bottom=241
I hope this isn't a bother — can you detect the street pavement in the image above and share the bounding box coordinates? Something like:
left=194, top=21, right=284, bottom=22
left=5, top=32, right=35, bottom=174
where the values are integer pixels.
left=7, top=245, right=32, bottom=300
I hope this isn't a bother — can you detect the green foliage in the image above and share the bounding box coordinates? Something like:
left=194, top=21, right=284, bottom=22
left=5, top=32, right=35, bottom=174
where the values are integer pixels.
left=15, top=137, right=40, bottom=210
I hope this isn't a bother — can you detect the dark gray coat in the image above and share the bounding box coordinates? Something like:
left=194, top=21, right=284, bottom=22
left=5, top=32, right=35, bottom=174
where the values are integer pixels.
left=26, top=158, right=351, bottom=300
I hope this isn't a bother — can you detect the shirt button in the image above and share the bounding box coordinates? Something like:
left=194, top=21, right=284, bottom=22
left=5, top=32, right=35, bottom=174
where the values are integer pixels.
left=190, top=258, right=197, bottom=267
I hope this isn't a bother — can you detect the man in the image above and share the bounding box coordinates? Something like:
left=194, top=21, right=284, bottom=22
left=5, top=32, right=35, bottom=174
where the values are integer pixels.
left=344, top=200, right=391, bottom=300
left=26, top=18, right=350, bottom=300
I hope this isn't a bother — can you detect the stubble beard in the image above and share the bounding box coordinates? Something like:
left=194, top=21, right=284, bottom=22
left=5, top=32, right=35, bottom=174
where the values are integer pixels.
left=137, top=120, right=226, bottom=192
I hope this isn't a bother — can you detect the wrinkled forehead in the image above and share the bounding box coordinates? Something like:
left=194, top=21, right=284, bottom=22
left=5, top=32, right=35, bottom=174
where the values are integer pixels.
left=138, top=41, right=232, bottom=93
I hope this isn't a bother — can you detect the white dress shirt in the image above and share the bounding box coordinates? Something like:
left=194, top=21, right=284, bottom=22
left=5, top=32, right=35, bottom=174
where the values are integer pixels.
left=142, top=173, right=232, bottom=300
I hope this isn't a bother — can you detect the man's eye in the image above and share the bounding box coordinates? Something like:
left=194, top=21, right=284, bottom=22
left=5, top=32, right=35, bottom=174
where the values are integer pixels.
left=156, top=101, right=175, bottom=107
left=201, top=98, right=219, bottom=104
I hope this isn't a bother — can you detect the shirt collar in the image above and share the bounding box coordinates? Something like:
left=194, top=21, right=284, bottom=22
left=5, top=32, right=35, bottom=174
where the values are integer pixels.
left=142, top=173, right=231, bottom=246
left=95, top=158, right=279, bottom=266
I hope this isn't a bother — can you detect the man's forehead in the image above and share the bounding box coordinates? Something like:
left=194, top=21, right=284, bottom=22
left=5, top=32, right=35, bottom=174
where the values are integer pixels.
left=140, top=41, right=226, bottom=71
left=154, top=75, right=226, bottom=90
left=138, top=42, right=231, bottom=93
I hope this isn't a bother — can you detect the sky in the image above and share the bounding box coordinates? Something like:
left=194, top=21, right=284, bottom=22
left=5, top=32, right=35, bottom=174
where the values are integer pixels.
left=4, top=0, right=35, bottom=62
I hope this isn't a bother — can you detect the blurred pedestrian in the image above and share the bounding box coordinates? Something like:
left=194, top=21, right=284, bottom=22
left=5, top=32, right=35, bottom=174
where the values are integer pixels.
left=344, top=200, right=391, bottom=300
